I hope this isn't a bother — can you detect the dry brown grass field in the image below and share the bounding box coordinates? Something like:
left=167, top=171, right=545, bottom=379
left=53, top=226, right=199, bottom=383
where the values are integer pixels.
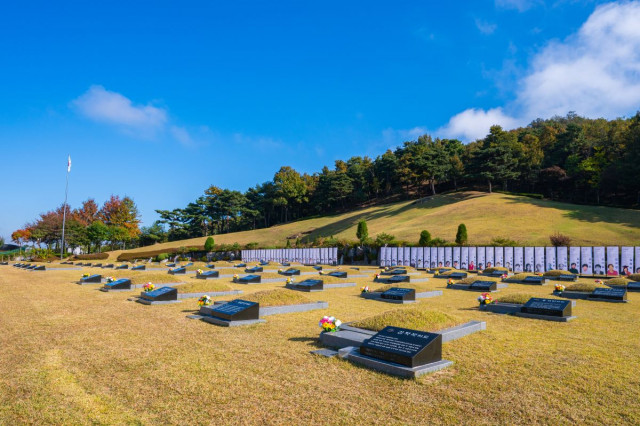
left=1, top=265, right=640, bottom=424
left=108, top=191, right=640, bottom=261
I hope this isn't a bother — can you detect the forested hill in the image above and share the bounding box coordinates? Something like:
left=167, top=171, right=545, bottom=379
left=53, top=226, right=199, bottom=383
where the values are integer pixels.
left=111, top=191, right=640, bottom=260
left=153, top=113, right=640, bottom=244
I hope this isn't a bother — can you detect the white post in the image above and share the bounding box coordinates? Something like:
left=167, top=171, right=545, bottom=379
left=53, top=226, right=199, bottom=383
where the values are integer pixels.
left=60, top=156, right=70, bottom=260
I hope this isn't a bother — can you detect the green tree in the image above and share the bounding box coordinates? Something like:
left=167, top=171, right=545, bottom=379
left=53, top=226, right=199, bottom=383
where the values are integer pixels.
left=86, top=221, right=108, bottom=253
left=455, top=224, right=468, bottom=245
left=356, top=220, right=369, bottom=245
left=475, top=125, right=522, bottom=192
left=418, top=230, right=431, bottom=246
left=375, top=233, right=395, bottom=246
left=204, top=236, right=215, bottom=252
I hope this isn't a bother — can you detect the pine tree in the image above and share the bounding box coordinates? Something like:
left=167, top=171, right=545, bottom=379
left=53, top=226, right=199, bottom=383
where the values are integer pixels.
left=204, top=236, right=215, bottom=252
left=456, top=224, right=468, bottom=245
left=418, top=230, right=431, bottom=246
left=356, top=220, right=369, bottom=244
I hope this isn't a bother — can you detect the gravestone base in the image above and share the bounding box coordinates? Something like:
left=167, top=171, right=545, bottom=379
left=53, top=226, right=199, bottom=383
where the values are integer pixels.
left=556, top=291, right=628, bottom=303
left=340, top=347, right=453, bottom=379
left=201, top=316, right=266, bottom=327
left=503, top=278, right=548, bottom=285
left=285, top=283, right=323, bottom=292
left=136, top=298, right=182, bottom=305
left=99, top=287, right=131, bottom=292
left=447, top=284, right=500, bottom=292
left=514, top=312, right=576, bottom=322
left=324, top=282, right=357, bottom=289
left=310, top=349, right=339, bottom=358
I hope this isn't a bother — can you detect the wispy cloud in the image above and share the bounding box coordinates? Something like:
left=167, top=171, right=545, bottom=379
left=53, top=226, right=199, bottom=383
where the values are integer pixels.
left=475, top=19, right=497, bottom=35
left=72, top=85, right=194, bottom=145
left=495, top=0, right=541, bottom=12
left=441, top=1, right=640, bottom=141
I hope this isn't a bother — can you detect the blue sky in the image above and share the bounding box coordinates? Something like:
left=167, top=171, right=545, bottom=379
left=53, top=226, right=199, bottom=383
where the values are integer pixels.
left=2, top=0, right=640, bottom=241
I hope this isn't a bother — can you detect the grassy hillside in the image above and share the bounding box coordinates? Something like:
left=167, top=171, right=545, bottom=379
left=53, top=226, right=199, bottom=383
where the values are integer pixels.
left=111, top=191, right=640, bottom=260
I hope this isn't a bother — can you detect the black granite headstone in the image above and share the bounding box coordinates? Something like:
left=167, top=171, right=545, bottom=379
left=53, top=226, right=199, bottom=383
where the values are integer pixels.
left=197, top=270, right=220, bottom=279
left=469, top=281, right=497, bottom=291
left=589, top=287, right=627, bottom=301
left=141, top=286, right=178, bottom=302
left=235, top=263, right=246, bottom=268
left=281, top=262, right=290, bottom=266
left=81, top=274, right=102, bottom=283
left=206, top=264, right=216, bottom=269
left=627, top=282, right=640, bottom=291
left=328, top=271, right=347, bottom=278
left=521, top=298, right=572, bottom=317
left=360, top=326, right=443, bottom=368
left=169, top=267, right=186, bottom=275
left=94, top=263, right=103, bottom=267
left=380, top=287, right=416, bottom=301
left=103, top=264, right=114, bottom=268
left=34, top=265, right=45, bottom=271
left=246, top=266, right=263, bottom=273
left=281, top=268, right=301, bottom=276
left=132, top=265, right=146, bottom=271
left=293, top=279, right=323, bottom=291
left=313, top=266, right=323, bottom=271
left=166, top=263, right=176, bottom=267
left=211, top=300, right=259, bottom=321
left=446, top=272, right=467, bottom=279
left=523, top=276, right=544, bottom=284
left=487, top=271, right=505, bottom=278
left=385, top=275, right=410, bottom=284
left=105, top=278, right=132, bottom=290
left=383, top=268, right=407, bottom=276
left=116, top=264, right=128, bottom=269
left=237, top=274, right=261, bottom=284
left=556, top=274, right=578, bottom=281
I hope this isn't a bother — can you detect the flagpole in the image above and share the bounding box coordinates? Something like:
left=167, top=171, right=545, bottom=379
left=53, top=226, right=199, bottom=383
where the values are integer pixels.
left=60, top=156, right=70, bottom=260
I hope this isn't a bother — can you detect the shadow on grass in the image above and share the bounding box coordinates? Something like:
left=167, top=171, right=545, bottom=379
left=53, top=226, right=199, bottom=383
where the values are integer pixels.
left=288, top=336, right=324, bottom=349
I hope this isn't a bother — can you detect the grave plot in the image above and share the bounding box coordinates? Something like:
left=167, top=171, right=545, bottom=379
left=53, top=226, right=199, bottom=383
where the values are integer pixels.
left=100, top=278, right=132, bottom=291
left=315, top=308, right=485, bottom=378
left=605, top=277, right=640, bottom=292
left=78, top=274, right=102, bottom=284
left=554, top=282, right=628, bottom=303
left=432, top=270, right=468, bottom=280
left=279, top=268, right=301, bottom=276
left=381, top=268, right=408, bottom=276
left=286, top=278, right=324, bottom=292
left=479, top=294, right=576, bottom=322
left=116, top=264, right=129, bottom=269
left=168, top=267, right=187, bottom=275
left=361, top=282, right=442, bottom=304
left=502, top=273, right=548, bottom=284
left=103, top=264, right=115, bottom=269
left=131, top=265, right=146, bottom=271
left=374, top=274, right=411, bottom=284
left=245, top=266, right=264, bottom=273
left=288, top=274, right=357, bottom=289
left=477, top=267, right=509, bottom=278
left=446, top=276, right=506, bottom=292
left=136, top=286, right=181, bottom=305
left=171, top=280, right=240, bottom=299
left=543, top=270, right=578, bottom=281
left=194, top=289, right=327, bottom=326
left=234, top=274, right=262, bottom=284
left=196, top=270, right=220, bottom=279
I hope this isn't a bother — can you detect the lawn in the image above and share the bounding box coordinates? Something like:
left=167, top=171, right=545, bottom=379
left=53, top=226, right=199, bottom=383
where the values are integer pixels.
left=108, top=191, right=640, bottom=261
left=1, top=265, right=639, bottom=423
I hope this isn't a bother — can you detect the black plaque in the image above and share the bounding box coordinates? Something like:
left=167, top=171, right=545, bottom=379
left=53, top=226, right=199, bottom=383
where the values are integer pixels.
left=469, top=281, right=497, bottom=291
left=116, top=264, right=128, bottom=269
left=141, top=286, right=178, bottom=301
left=211, top=299, right=259, bottom=321
left=523, top=276, right=544, bottom=284
left=184, top=262, right=194, bottom=267
left=383, top=268, right=407, bottom=276
left=380, top=287, right=416, bottom=301
left=197, top=270, right=220, bottom=279
left=169, top=267, right=186, bottom=275
left=294, top=279, right=323, bottom=291
left=521, top=298, right=572, bottom=317
left=590, top=287, right=627, bottom=301
left=281, top=262, right=290, bottom=266
left=386, top=275, right=410, bottom=284
left=206, top=264, right=216, bottom=269
left=34, top=265, right=45, bottom=271
left=487, top=271, right=505, bottom=278
left=94, top=263, right=103, bottom=267
left=328, top=271, right=347, bottom=278
left=103, top=264, right=114, bottom=268
left=259, top=261, right=269, bottom=266
left=313, top=266, right=323, bottom=271
left=166, top=263, right=176, bottom=267
left=105, top=279, right=132, bottom=290
left=85, top=263, right=92, bottom=266
left=237, top=274, right=261, bottom=284
left=446, top=272, right=467, bottom=279
left=132, top=265, right=146, bottom=271
left=246, top=266, right=263, bottom=273
left=360, top=326, right=442, bottom=368
left=556, top=274, right=577, bottom=281
left=0, top=262, right=7, bottom=265
left=81, top=274, right=102, bottom=283
left=280, top=268, right=301, bottom=276
left=235, top=263, right=246, bottom=268
left=627, top=282, right=640, bottom=291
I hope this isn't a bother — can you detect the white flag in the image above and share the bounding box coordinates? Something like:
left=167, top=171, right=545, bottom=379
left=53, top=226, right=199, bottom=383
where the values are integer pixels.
left=67, top=155, right=71, bottom=172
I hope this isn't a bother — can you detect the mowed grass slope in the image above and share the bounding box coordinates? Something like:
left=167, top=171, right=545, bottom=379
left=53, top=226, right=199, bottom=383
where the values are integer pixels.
left=111, top=191, right=640, bottom=260
left=1, top=266, right=640, bottom=423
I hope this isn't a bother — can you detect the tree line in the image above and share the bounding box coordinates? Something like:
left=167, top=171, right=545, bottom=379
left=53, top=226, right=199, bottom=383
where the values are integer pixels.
left=154, top=112, right=640, bottom=242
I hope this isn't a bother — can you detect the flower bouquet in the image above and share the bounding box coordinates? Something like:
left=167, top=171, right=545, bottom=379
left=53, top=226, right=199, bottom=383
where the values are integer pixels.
left=233, top=274, right=239, bottom=282
left=477, top=292, right=493, bottom=305
left=554, top=284, right=566, bottom=293
left=361, top=286, right=370, bottom=293
left=105, top=276, right=115, bottom=283
left=502, top=273, right=508, bottom=279
left=196, top=269, right=203, bottom=275
left=198, top=295, right=212, bottom=306
left=319, top=316, right=342, bottom=332
left=374, top=273, right=380, bottom=280
left=594, top=279, right=603, bottom=284
left=286, top=277, right=294, bottom=285
left=143, top=282, right=155, bottom=292
left=82, top=273, right=90, bottom=278
left=447, top=278, right=454, bottom=285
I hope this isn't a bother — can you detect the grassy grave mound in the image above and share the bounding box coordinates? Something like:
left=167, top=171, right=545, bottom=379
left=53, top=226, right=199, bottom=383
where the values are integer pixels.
left=457, top=276, right=500, bottom=285
left=175, top=281, right=231, bottom=294
left=604, top=277, right=631, bottom=286
left=496, top=293, right=535, bottom=304
left=350, top=307, right=460, bottom=332
left=439, top=269, right=468, bottom=276
left=628, top=273, right=640, bottom=281
left=299, top=274, right=346, bottom=285
left=483, top=267, right=508, bottom=274
left=111, top=273, right=184, bottom=285
left=544, top=270, right=573, bottom=277
left=565, top=282, right=607, bottom=292
left=236, top=289, right=311, bottom=306
left=373, top=282, right=433, bottom=293
left=510, top=273, right=535, bottom=281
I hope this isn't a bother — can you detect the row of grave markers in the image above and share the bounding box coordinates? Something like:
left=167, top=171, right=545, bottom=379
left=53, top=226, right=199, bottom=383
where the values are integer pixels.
left=379, top=246, right=640, bottom=276
left=241, top=248, right=338, bottom=265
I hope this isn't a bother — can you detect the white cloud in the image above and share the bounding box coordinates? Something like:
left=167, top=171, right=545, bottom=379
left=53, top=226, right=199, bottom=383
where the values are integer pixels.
left=441, top=1, right=640, bottom=141
left=475, top=19, right=497, bottom=35
left=495, top=0, right=540, bottom=12
left=440, top=108, right=520, bottom=141
left=72, top=85, right=194, bottom=144
left=382, top=126, right=429, bottom=145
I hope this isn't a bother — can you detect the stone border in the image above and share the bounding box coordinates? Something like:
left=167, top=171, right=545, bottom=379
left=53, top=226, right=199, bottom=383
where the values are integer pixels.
left=514, top=312, right=576, bottom=322
left=502, top=278, right=548, bottom=285
left=446, top=283, right=507, bottom=292
left=319, top=320, right=485, bottom=349
left=339, top=346, right=453, bottom=379
left=261, top=301, right=328, bottom=316
left=360, top=290, right=442, bottom=304
left=200, top=317, right=266, bottom=327
left=325, top=282, right=357, bottom=289
left=479, top=301, right=577, bottom=322
left=136, top=299, right=182, bottom=305
left=178, top=290, right=242, bottom=299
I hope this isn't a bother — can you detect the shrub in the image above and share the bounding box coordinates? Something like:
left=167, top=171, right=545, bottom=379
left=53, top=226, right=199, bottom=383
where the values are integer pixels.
left=285, top=239, right=291, bottom=248
left=117, top=246, right=205, bottom=261
left=204, top=237, right=215, bottom=252
left=375, top=233, right=395, bottom=246
left=496, top=293, right=535, bottom=304
left=455, top=224, right=468, bottom=245
left=549, top=232, right=571, bottom=247
left=156, top=253, right=169, bottom=262
left=74, top=253, right=109, bottom=260
left=418, top=230, right=431, bottom=246
left=245, top=242, right=259, bottom=249
left=489, top=237, right=519, bottom=247
left=427, top=237, right=447, bottom=247
left=356, top=220, right=369, bottom=245
left=543, top=269, right=572, bottom=277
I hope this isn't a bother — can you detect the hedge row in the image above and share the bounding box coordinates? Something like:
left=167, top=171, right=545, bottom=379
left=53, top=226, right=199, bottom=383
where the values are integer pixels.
left=74, top=253, right=109, bottom=260
left=117, top=246, right=204, bottom=262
